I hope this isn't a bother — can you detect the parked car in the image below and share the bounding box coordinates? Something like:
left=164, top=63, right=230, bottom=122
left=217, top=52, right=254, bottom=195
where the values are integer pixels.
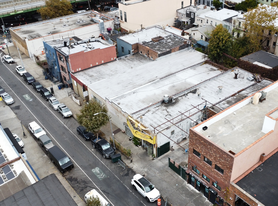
left=91, top=136, right=115, bottom=158
left=23, top=72, right=35, bottom=84
left=77, top=126, right=95, bottom=141
left=84, top=189, right=112, bottom=206
left=13, top=133, right=24, bottom=148
left=48, top=146, right=74, bottom=173
left=32, top=82, right=43, bottom=92
left=48, top=97, right=60, bottom=110
left=40, top=88, right=53, bottom=100
left=57, top=104, right=72, bottom=118
left=131, top=174, right=161, bottom=202
left=3, top=55, right=14, bottom=64
left=0, top=92, right=14, bottom=105
left=0, top=86, right=5, bottom=95
left=38, top=134, right=54, bottom=151
left=28, top=121, right=46, bottom=139
left=15, top=65, right=27, bottom=76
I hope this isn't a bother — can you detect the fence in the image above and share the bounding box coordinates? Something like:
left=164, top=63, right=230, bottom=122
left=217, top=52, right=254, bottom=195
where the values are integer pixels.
left=168, top=158, right=188, bottom=181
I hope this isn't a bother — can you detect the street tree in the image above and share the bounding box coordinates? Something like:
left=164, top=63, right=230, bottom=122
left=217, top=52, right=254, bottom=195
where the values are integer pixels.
left=243, top=4, right=278, bottom=52
left=235, top=0, right=257, bottom=12
left=86, top=197, right=101, bottom=206
left=208, top=24, right=232, bottom=63
left=37, top=0, right=74, bottom=20
left=212, top=0, right=222, bottom=10
left=77, top=100, right=109, bottom=135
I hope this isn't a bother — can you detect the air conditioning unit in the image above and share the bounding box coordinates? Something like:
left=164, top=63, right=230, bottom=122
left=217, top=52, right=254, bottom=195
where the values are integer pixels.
left=0, top=169, right=3, bottom=174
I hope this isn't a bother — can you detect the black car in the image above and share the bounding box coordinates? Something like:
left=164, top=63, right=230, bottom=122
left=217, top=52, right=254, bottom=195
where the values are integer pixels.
left=91, top=137, right=115, bottom=159
left=40, top=88, right=53, bottom=100
left=77, top=126, right=95, bottom=141
left=0, top=86, right=5, bottom=95
left=48, top=146, right=74, bottom=173
left=23, top=72, right=35, bottom=84
left=32, top=82, right=43, bottom=92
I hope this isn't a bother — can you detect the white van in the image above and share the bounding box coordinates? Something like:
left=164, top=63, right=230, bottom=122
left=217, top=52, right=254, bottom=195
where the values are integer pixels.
left=84, top=189, right=112, bottom=206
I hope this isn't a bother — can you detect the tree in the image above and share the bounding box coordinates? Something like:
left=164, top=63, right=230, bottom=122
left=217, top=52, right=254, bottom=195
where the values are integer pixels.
left=37, top=0, right=74, bottom=20
left=208, top=24, right=232, bottom=63
left=235, top=0, right=257, bottom=12
left=243, top=4, right=278, bottom=52
left=230, top=36, right=254, bottom=58
left=212, top=0, right=222, bottom=10
left=77, top=100, right=109, bottom=135
left=86, top=197, right=102, bottom=206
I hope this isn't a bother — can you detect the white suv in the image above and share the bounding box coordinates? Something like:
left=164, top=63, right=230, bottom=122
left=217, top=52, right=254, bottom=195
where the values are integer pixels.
left=57, top=104, right=72, bottom=118
left=3, top=55, right=14, bottom=64
left=131, top=174, right=161, bottom=202
left=28, top=121, right=46, bottom=139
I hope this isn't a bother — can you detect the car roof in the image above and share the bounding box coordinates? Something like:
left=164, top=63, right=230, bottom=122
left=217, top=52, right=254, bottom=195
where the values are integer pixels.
left=49, top=96, right=57, bottom=101
left=39, top=134, right=51, bottom=142
left=48, top=146, right=68, bottom=160
left=33, top=82, right=41, bottom=85
left=138, top=176, right=151, bottom=187
left=59, top=103, right=66, bottom=107
left=29, top=121, right=41, bottom=129
left=98, top=139, right=108, bottom=145
left=24, top=72, right=32, bottom=77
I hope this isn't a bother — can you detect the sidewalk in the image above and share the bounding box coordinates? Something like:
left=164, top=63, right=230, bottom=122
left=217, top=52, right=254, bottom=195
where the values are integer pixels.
left=3, top=44, right=212, bottom=206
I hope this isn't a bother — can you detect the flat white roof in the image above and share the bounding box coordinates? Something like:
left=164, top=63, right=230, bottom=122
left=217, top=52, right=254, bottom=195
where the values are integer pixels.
left=118, top=26, right=176, bottom=44
left=132, top=68, right=272, bottom=130
left=74, top=49, right=206, bottom=103
left=165, top=26, right=189, bottom=39
left=195, top=82, right=278, bottom=154
left=10, top=11, right=112, bottom=40
left=205, top=8, right=239, bottom=21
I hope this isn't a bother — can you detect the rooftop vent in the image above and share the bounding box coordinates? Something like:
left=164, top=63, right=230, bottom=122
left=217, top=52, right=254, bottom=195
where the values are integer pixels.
left=162, top=94, right=176, bottom=105
left=152, top=36, right=164, bottom=42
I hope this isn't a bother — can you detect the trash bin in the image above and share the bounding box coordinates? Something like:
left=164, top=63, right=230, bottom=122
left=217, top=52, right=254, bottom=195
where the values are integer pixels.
left=111, top=153, right=121, bottom=163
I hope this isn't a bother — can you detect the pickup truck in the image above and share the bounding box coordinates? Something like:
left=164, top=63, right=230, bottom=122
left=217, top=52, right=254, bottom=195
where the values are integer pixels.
left=90, top=136, right=115, bottom=159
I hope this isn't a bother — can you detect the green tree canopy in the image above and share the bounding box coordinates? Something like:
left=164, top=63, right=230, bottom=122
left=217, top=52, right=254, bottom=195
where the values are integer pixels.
left=86, top=196, right=101, bottom=206
left=212, top=0, right=222, bottom=10
left=230, top=36, right=254, bottom=58
left=208, top=24, right=232, bottom=63
left=37, top=0, right=74, bottom=20
left=244, top=4, right=278, bottom=52
left=235, top=0, right=258, bottom=12
left=77, top=100, right=109, bottom=134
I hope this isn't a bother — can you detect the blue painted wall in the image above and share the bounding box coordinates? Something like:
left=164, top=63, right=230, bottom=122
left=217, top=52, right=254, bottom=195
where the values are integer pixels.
left=43, top=41, right=61, bottom=82
left=116, top=38, right=132, bottom=57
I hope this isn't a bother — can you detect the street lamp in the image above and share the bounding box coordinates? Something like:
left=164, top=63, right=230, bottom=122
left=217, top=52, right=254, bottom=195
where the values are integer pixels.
left=21, top=121, right=26, bottom=137
left=94, top=112, right=115, bottom=149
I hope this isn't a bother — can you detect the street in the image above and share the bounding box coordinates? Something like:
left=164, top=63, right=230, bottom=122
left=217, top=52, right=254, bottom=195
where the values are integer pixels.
left=0, top=55, right=159, bottom=206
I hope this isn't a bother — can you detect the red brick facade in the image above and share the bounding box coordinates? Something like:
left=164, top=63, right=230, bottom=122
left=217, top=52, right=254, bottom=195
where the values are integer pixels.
left=188, top=129, right=234, bottom=200
left=56, top=51, right=70, bottom=86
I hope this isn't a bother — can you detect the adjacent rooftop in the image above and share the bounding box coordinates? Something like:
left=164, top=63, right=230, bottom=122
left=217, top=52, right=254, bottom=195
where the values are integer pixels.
left=10, top=11, right=112, bottom=40
left=236, top=151, right=278, bottom=206
left=196, top=82, right=278, bottom=154
left=241, top=50, right=278, bottom=69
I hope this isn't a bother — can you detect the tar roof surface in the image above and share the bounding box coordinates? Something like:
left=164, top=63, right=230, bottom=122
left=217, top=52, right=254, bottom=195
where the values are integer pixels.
left=241, top=50, right=278, bottom=68
left=10, top=11, right=111, bottom=40
left=197, top=83, right=278, bottom=154
left=0, top=174, right=77, bottom=206
left=236, top=151, right=278, bottom=206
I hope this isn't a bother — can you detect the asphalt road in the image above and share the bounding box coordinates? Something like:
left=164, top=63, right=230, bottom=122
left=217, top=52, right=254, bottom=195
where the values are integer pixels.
left=0, top=54, right=159, bottom=206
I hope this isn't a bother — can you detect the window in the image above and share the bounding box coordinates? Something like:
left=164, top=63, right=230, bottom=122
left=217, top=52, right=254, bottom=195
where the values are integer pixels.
left=269, top=30, right=272, bottom=35
left=201, top=20, right=202, bottom=23
left=267, top=40, right=270, bottom=47
left=61, top=65, right=66, bottom=73
left=124, top=12, right=127, bottom=22
left=191, top=13, right=194, bottom=18
left=193, top=33, right=195, bottom=36
left=213, top=181, right=221, bottom=191
left=237, top=32, right=240, bottom=38
left=181, top=1, right=184, bottom=8
left=192, top=166, right=200, bottom=174
left=204, top=156, right=212, bottom=166
left=202, top=174, right=210, bottom=182
left=215, top=22, right=217, bottom=26
left=120, top=10, right=122, bottom=20
left=210, top=21, right=213, bottom=25
left=193, top=149, right=200, bottom=158
left=121, top=46, right=124, bottom=53
left=206, top=19, right=208, bottom=23
left=58, top=54, right=64, bottom=62
left=215, top=164, right=224, bottom=174
left=273, top=42, right=276, bottom=47
left=63, top=76, right=67, bottom=82
left=201, top=35, right=203, bottom=39
left=238, top=22, right=241, bottom=28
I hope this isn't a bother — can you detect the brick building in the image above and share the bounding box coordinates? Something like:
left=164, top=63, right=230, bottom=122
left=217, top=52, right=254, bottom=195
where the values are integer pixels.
left=188, top=81, right=278, bottom=206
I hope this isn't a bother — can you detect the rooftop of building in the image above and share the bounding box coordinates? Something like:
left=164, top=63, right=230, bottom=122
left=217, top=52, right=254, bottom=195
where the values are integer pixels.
left=74, top=48, right=205, bottom=104
left=236, top=151, right=278, bottom=206
left=45, top=37, right=113, bottom=55
left=0, top=174, right=77, bottom=206
left=195, top=81, right=278, bottom=154
left=241, top=50, right=278, bottom=69
left=164, top=26, right=189, bottom=40
left=119, top=0, right=146, bottom=6
left=10, top=11, right=112, bottom=40
left=204, top=8, right=240, bottom=21
left=191, top=25, right=215, bottom=36
left=177, top=5, right=212, bottom=15
left=118, top=26, right=179, bottom=45
left=141, top=35, right=187, bottom=54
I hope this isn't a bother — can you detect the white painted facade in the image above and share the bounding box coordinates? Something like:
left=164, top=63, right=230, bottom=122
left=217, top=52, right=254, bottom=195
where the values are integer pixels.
left=118, top=0, right=191, bottom=32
